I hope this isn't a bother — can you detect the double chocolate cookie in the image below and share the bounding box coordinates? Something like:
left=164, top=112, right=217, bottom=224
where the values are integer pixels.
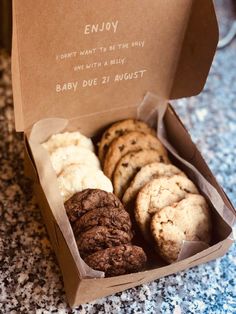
left=74, top=206, right=132, bottom=236
left=65, top=189, right=123, bottom=223
left=65, top=188, right=147, bottom=276
left=76, top=226, right=132, bottom=258
left=84, top=245, right=147, bottom=277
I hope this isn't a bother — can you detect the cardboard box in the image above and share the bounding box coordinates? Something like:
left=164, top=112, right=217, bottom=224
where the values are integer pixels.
left=12, top=0, right=235, bottom=307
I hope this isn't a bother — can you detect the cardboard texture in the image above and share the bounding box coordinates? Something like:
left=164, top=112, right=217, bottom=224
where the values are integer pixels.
left=12, top=0, right=235, bottom=307
left=12, top=0, right=217, bottom=132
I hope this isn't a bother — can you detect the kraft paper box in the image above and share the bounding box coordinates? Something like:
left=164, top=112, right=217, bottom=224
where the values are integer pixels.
left=11, top=0, right=235, bottom=307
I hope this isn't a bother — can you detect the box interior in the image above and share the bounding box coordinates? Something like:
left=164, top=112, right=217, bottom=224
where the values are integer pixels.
left=24, top=106, right=234, bottom=306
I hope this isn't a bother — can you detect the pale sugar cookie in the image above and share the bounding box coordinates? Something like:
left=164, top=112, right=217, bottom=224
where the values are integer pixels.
left=57, top=164, right=113, bottom=201
left=42, top=131, right=94, bottom=153
left=50, top=145, right=100, bottom=175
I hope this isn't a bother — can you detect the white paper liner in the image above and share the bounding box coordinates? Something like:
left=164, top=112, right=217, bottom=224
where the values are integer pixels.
left=27, top=92, right=235, bottom=278
left=137, top=92, right=235, bottom=261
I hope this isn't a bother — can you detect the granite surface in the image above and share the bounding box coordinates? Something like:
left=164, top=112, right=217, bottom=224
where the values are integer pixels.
left=0, top=1, right=236, bottom=313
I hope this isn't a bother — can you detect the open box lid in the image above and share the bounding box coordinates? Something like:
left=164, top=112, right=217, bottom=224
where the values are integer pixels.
left=12, top=0, right=218, bottom=132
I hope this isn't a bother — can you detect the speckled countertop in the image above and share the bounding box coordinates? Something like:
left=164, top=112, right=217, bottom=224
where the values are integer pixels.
left=0, top=1, right=236, bottom=313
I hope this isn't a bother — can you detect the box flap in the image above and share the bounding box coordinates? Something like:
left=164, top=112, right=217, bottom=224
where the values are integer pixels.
left=170, top=0, right=218, bottom=98
left=12, top=0, right=218, bottom=131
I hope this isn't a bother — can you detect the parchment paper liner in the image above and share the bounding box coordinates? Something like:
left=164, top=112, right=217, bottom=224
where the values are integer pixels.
left=29, top=120, right=104, bottom=279
left=27, top=92, right=235, bottom=279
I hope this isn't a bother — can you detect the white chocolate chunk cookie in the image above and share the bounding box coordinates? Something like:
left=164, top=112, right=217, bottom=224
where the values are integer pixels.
left=98, top=119, right=155, bottom=164
left=50, top=145, right=100, bottom=175
left=42, top=131, right=94, bottom=153
left=151, top=194, right=212, bottom=263
left=113, top=150, right=170, bottom=199
left=123, top=162, right=186, bottom=205
left=135, top=175, right=199, bottom=241
left=57, top=164, right=113, bottom=201
left=103, top=131, right=168, bottom=179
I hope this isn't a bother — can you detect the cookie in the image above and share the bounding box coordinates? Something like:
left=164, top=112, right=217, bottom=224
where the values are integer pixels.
left=113, top=150, right=170, bottom=199
left=76, top=226, right=132, bottom=258
left=103, top=131, right=167, bottom=179
left=123, top=163, right=186, bottom=206
left=73, top=206, right=132, bottom=236
left=50, top=145, right=100, bottom=175
left=42, top=131, right=94, bottom=153
left=135, top=175, right=199, bottom=241
left=98, top=119, right=155, bottom=164
left=84, top=245, right=147, bottom=276
left=64, top=189, right=123, bottom=224
left=151, top=194, right=212, bottom=263
left=57, top=164, right=113, bottom=202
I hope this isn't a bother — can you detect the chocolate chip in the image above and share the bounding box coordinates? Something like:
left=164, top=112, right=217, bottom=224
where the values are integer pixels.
left=119, top=145, right=125, bottom=152
left=105, top=132, right=110, bottom=139
left=183, top=188, right=191, bottom=193
left=115, top=129, right=125, bottom=136
left=122, top=163, right=129, bottom=168
left=103, top=143, right=109, bottom=153
left=84, top=245, right=147, bottom=277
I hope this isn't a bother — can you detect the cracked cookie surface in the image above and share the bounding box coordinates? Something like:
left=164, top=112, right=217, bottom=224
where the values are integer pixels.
left=42, top=131, right=94, bottom=153
left=135, top=175, right=199, bottom=241
left=57, top=164, right=113, bottom=202
left=123, top=162, right=186, bottom=206
left=113, top=150, right=170, bottom=199
left=65, top=189, right=123, bottom=223
left=50, top=145, right=100, bottom=175
left=103, top=131, right=168, bottom=179
left=84, top=245, right=147, bottom=277
left=151, top=194, right=212, bottom=263
left=98, top=119, right=155, bottom=164
left=76, top=226, right=132, bottom=258
left=73, top=206, right=132, bottom=236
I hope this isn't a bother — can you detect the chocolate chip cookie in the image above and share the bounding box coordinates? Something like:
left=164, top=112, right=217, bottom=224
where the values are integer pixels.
left=135, top=175, right=199, bottom=241
left=73, top=206, right=132, bottom=236
left=151, top=194, right=212, bottom=263
left=76, top=226, right=132, bottom=258
left=113, top=149, right=170, bottom=198
left=64, top=189, right=123, bottom=224
left=103, top=131, right=168, bottom=179
left=123, top=162, right=186, bottom=206
left=84, top=245, right=147, bottom=276
left=98, top=119, right=155, bottom=165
